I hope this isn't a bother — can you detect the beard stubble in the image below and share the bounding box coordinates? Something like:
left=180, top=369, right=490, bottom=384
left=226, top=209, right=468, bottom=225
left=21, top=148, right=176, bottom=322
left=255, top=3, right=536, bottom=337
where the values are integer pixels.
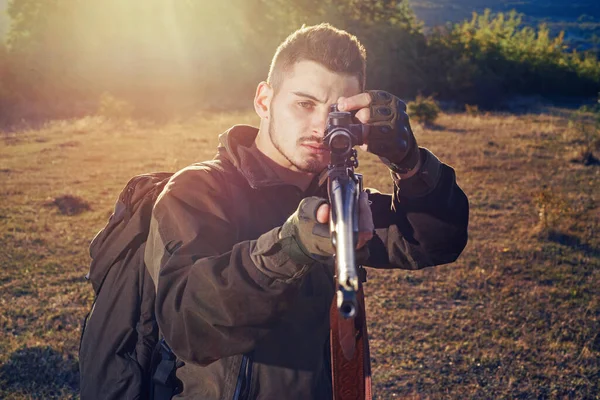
left=268, top=110, right=325, bottom=174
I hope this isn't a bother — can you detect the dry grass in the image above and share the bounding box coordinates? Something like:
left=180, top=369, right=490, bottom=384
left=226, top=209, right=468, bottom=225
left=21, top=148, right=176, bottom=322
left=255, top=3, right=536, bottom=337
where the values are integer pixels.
left=0, top=109, right=598, bottom=399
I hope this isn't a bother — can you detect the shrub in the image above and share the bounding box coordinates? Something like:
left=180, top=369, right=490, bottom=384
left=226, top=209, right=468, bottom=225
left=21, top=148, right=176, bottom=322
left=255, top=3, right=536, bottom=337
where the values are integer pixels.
left=97, top=93, right=135, bottom=120
left=451, top=10, right=600, bottom=100
left=533, top=187, right=571, bottom=237
left=0, top=43, right=17, bottom=126
left=465, top=104, right=480, bottom=116
left=570, top=94, right=600, bottom=165
left=407, top=95, right=440, bottom=125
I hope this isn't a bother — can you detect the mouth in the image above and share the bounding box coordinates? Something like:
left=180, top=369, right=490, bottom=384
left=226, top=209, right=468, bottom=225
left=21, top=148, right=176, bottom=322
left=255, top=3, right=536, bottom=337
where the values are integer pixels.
left=302, top=143, right=329, bottom=155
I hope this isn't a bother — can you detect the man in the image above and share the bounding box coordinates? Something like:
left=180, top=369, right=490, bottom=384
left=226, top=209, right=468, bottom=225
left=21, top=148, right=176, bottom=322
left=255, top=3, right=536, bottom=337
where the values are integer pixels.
left=145, top=23, right=469, bottom=399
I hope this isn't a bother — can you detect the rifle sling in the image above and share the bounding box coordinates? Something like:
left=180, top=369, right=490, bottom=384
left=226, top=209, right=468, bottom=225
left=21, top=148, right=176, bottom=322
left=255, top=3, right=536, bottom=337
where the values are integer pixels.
left=329, top=284, right=372, bottom=400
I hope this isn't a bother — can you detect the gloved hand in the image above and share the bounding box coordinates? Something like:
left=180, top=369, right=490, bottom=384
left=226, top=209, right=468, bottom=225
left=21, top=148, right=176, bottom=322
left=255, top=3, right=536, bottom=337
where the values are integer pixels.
left=279, top=194, right=374, bottom=265
left=338, top=90, right=421, bottom=175
left=279, top=197, right=334, bottom=265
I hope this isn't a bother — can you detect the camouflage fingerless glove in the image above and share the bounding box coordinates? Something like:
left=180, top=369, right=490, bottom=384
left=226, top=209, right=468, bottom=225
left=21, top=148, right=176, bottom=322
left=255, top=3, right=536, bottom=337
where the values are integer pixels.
left=365, top=90, right=420, bottom=175
left=278, top=197, right=334, bottom=265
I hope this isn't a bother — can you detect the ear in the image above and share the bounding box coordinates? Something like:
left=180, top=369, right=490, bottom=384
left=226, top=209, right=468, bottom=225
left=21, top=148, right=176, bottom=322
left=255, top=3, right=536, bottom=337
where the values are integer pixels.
left=254, top=81, right=273, bottom=119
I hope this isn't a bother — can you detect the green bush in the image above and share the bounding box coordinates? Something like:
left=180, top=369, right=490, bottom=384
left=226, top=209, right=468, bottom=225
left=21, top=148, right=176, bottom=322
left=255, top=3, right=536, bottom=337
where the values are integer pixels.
left=425, top=10, right=600, bottom=105
left=407, top=95, right=440, bottom=125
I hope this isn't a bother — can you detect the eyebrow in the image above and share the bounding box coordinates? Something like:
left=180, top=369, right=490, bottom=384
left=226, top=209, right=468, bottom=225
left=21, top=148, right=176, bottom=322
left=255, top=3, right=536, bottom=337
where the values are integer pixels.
left=292, top=91, right=326, bottom=104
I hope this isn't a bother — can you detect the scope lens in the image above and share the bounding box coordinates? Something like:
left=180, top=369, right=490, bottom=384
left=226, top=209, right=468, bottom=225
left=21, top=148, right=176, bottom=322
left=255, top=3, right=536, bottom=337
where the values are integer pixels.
left=330, top=132, right=351, bottom=152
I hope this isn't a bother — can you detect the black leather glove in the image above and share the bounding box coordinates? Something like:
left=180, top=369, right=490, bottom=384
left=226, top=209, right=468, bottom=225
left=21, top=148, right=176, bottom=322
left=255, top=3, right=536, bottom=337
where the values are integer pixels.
left=365, top=90, right=420, bottom=175
left=279, top=197, right=334, bottom=265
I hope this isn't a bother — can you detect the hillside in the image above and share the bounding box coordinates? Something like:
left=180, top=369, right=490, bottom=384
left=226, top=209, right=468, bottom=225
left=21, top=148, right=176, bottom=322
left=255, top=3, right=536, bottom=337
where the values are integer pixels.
left=0, top=108, right=598, bottom=398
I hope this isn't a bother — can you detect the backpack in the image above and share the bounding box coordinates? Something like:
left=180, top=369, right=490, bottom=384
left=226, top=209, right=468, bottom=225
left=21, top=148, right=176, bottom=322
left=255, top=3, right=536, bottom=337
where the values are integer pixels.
left=79, top=171, right=179, bottom=400
left=79, top=160, right=243, bottom=399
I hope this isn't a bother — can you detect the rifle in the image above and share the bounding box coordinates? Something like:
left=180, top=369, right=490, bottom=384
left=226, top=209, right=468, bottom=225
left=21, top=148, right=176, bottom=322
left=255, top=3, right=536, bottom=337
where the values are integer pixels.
left=322, top=104, right=364, bottom=319
left=323, top=105, right=373, bottom=400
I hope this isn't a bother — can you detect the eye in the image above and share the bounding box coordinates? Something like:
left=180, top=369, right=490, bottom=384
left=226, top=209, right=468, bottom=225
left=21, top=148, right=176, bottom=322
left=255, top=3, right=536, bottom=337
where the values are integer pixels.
left=298, top=101, right=314, bottom=109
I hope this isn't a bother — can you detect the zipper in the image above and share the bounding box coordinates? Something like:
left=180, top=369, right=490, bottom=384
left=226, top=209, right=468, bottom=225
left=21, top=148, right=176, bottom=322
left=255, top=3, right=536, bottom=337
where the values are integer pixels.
left=232, top=354, right=253, bottom=400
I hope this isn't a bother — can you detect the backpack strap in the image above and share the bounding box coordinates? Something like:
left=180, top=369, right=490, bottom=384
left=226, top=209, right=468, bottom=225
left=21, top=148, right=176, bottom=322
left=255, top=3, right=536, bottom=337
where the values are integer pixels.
left=153, top=339, right=176, bottom=386
left=150, top=338, right=182, bottom=400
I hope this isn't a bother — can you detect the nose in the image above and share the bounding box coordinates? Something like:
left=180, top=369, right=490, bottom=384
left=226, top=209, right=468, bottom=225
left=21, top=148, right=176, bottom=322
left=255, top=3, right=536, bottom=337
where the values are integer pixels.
left=311, top=109, right=329, bottom=139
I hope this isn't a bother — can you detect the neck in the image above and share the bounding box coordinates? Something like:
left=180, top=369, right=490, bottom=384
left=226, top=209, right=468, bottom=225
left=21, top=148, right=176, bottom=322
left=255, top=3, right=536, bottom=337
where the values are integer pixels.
left=254, top=127, right=315, bottom=192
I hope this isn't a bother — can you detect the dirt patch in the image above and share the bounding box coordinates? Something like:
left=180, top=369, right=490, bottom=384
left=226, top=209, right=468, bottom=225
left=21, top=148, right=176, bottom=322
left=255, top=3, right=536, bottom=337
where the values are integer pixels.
left=44, top=195, right=91, bottom=215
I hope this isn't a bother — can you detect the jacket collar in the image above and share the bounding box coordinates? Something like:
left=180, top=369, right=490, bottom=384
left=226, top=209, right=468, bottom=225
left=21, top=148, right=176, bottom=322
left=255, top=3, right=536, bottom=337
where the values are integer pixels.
left=216, top=125, right=326, bottom=193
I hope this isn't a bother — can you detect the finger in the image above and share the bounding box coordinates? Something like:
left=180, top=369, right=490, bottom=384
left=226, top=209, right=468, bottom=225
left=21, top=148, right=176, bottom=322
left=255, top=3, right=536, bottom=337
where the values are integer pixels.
left=338, top=92, right=372, bottom=112
left=316, top=203, right=330, bottom=224
left=358, top=191, right=374, bottom=230
left=357, top=191, right=374, bottom=248
left=360, top=124, right=370, bottom=148
left=354, top=107, right=370, bottom=124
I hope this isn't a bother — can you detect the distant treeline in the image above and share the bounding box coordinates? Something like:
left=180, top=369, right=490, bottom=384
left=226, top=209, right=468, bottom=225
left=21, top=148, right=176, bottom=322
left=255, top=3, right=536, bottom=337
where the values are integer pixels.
left=1, top=0, right=599, bottom=124
left=409, top=0, right=600, bottom=53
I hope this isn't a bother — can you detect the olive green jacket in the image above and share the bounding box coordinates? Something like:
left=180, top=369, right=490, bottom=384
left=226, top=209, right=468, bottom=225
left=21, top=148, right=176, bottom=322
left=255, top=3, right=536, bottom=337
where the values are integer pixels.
left=144, top=125, right=469, bottom=399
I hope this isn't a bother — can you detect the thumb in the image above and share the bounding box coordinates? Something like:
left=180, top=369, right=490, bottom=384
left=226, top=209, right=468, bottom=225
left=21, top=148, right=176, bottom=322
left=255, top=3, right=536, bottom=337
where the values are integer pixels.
left=316, top=203, right=330, bottom=224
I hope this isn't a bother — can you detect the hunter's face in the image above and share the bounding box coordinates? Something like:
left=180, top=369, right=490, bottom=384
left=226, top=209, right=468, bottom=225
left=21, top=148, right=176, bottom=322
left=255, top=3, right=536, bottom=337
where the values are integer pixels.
left=266, top=60, right=361, bottom=174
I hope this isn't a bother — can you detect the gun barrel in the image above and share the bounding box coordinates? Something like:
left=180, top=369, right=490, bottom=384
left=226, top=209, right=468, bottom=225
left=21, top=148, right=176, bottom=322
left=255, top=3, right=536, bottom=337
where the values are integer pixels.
left=330, top=174, right=360, bottom=319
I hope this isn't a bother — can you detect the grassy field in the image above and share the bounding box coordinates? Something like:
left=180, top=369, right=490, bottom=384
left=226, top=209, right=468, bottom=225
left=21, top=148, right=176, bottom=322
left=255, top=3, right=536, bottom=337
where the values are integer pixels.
left=0, top=108, right=599, bottom=399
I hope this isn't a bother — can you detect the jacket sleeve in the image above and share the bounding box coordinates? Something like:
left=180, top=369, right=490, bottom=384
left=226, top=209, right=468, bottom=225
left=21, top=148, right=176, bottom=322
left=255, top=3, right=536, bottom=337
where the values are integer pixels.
left=365, top=148, right=469, bottom=269
left=144, top=164, right=311, bottom=366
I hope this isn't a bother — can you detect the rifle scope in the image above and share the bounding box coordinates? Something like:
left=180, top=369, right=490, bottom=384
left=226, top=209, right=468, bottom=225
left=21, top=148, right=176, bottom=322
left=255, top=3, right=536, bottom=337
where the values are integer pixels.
left=324, top=105, right=363, bottom=163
